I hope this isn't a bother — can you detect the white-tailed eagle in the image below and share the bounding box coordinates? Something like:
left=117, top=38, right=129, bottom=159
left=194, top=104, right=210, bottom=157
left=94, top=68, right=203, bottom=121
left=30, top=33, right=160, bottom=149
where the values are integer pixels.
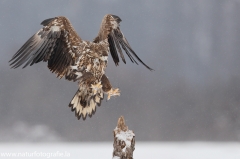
left=9, top=14, right=153, bottom=120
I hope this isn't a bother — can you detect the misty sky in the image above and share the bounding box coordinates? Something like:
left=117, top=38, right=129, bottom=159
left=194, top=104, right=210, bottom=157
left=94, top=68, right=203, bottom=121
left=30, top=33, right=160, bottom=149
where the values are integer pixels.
left=0, top=0, right=240, bottom=142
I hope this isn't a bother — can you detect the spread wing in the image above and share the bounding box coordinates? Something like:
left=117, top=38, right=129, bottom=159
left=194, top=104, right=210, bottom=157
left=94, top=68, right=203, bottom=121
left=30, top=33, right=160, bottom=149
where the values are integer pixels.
left=9, top=16, right=82, bottom=77
left=94, top=14, right=153, bottom=71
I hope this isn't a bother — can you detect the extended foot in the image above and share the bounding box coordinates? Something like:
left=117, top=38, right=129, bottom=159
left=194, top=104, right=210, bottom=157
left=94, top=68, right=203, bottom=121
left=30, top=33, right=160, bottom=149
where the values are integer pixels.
left=107, top=88, right=120, bottom=100
left=91, top=82, right=102, bottom=95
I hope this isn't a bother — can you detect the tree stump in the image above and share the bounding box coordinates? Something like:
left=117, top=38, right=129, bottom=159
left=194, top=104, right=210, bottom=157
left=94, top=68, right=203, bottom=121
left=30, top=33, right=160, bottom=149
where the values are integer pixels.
left=113, top=116, right=135, bottom=159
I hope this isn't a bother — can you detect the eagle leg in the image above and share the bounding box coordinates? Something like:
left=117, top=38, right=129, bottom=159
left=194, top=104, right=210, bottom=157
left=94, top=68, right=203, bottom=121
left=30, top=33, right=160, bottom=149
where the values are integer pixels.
left=101, top=74, right=120, bottom=100
left=106, top=88, right=120, bottom=100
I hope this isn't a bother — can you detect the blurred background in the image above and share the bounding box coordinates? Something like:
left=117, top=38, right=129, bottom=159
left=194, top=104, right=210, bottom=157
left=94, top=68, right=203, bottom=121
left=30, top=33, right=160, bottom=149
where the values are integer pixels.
left=0, top=0, right=240, bottom=142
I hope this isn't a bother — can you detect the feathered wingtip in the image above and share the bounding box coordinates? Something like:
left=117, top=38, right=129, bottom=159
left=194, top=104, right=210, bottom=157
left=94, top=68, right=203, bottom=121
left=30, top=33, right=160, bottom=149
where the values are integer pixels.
left=108, top=29, right=154, bottom=71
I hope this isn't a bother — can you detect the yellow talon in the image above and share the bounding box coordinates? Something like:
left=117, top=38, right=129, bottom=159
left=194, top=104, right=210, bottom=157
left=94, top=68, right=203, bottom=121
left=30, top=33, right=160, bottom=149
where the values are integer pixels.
left=107, top=88, right=120, bottom=100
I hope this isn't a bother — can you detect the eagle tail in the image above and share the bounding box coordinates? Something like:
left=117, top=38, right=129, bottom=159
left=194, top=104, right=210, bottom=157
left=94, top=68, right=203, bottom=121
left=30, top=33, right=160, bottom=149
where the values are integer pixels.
left=69, top=84, right=103, bottom=120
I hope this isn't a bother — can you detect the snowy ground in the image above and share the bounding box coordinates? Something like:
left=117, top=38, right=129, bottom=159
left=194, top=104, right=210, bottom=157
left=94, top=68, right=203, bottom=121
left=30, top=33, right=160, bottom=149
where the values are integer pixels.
left=0, top=142, right=239, bottom=159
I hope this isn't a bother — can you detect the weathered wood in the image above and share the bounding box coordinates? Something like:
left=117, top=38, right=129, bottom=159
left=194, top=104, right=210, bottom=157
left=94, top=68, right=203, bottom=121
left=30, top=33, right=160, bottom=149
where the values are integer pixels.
left=113, top=116, right=135, bottom=159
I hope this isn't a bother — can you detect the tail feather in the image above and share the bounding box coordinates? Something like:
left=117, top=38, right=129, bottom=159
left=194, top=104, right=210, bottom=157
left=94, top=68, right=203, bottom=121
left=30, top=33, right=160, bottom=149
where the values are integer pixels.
left=69, top=86, right=103, bottom=120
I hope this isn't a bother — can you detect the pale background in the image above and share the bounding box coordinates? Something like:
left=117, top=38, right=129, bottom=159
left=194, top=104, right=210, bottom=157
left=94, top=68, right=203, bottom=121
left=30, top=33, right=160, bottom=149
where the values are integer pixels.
left=0, top=0, right=240, bottom=143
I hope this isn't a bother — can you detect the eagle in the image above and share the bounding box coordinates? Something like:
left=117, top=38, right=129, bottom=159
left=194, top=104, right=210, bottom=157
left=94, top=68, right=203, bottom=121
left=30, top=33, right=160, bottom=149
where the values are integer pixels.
left=9, top=14, right=153, bottom=120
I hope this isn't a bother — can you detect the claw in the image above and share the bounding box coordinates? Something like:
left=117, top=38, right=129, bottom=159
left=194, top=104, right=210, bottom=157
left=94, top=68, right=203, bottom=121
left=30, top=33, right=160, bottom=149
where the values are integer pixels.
left=107, top=88, right=120, bottom=100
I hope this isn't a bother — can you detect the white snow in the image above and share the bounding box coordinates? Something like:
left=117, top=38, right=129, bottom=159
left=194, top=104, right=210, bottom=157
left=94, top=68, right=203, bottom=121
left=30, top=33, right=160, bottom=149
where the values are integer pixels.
left=115, top=129, right=135, bottom=152
left=0, top=142, right=239, bottom=159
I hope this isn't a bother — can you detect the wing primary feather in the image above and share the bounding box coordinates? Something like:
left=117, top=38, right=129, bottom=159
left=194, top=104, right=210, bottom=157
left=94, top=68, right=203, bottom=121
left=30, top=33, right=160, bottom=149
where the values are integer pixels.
left=9, top=29, right=55, bottom=69
left=118, top=38, right=136, bottom=63
left=34, top=37, right=55, bottom=62
left=114, top=28, right=154, bottom=71
left=108, top=34, right=119, bottom=65
left=28, top=37, right=50, bottom=64
left=28, top=38, right=53, bottom=67
left=31, top=39, right=55, bottom=64
left=9, top=31, right=44, bottom=62
left=10, top=38, right=41, bottom=68
left=113, top=29, right=136, bottom=63
left=24, top=34, right=53, bottom=67
left=111, top=32, right=126, bottom=64
left=122, top=37, right=153, bottom=70
left=25, top=38, right=51, bottom=68
left=9, top=34, right=39, bottom=63
left=22, top=38, right=48, bottom=68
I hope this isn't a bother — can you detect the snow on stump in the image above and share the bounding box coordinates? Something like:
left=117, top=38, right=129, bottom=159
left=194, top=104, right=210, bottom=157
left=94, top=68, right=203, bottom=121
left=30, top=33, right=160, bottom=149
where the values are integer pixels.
left=113, top=116, right=135, bottom=159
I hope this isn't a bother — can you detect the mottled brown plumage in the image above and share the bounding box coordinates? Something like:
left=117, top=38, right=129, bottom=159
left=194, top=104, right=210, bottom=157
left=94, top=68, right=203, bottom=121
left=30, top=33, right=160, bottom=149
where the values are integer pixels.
left=9, top=14, right=153, bottom=120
